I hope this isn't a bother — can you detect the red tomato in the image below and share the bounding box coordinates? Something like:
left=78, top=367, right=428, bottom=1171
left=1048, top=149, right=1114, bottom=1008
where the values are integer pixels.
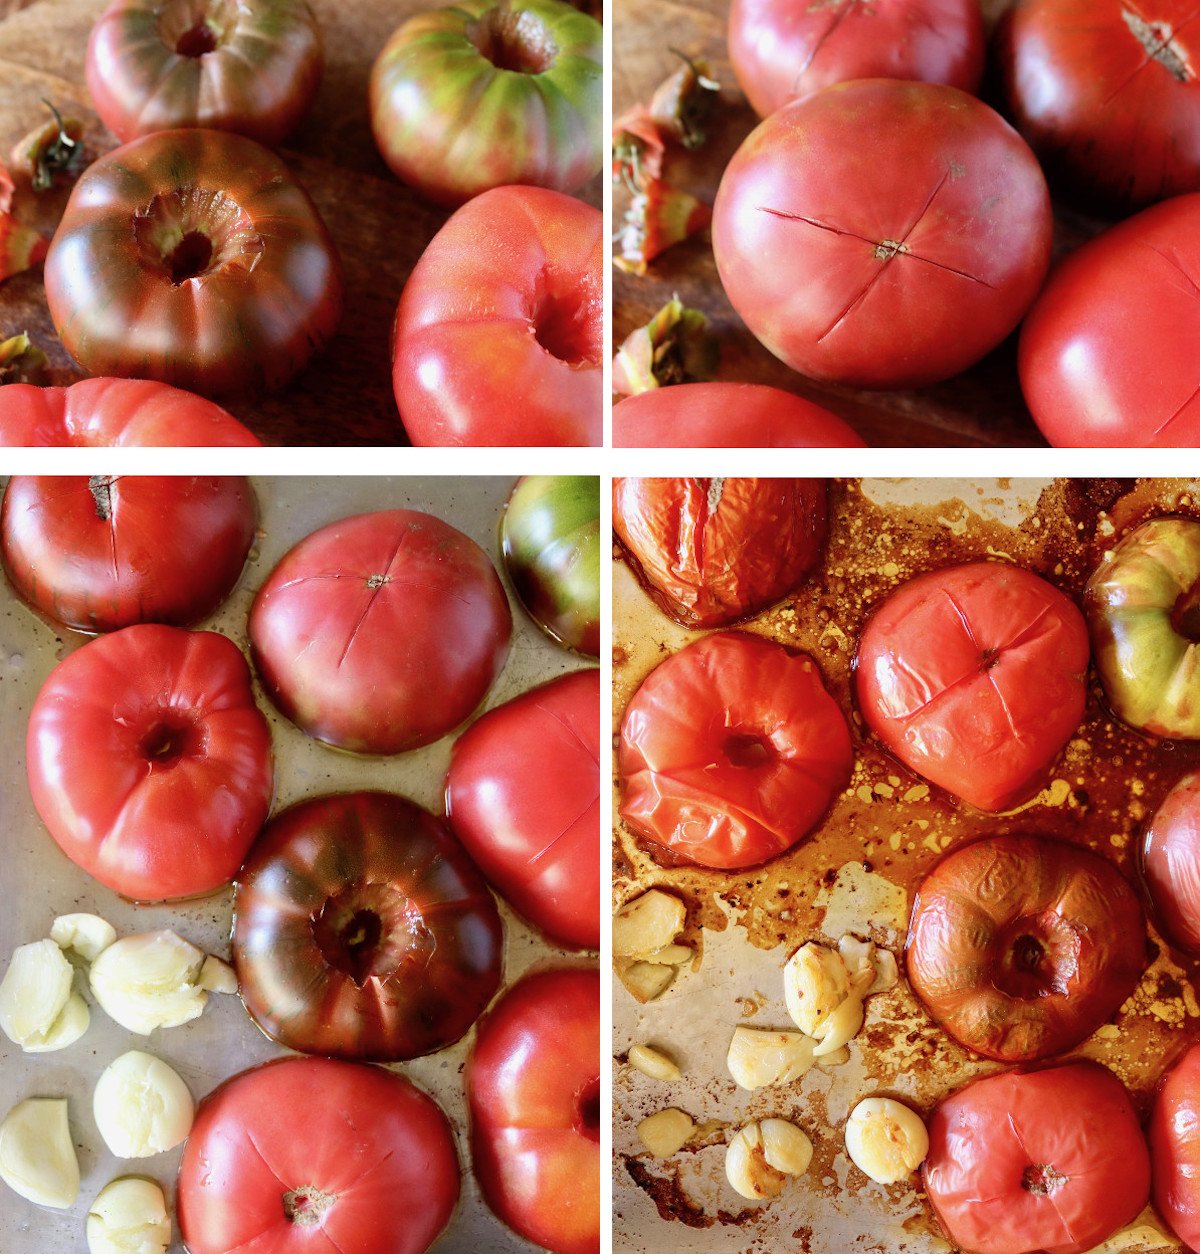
left=613, top=382, right=867, bottom=447
left=391, top=186, right=602, bottom=446
left=87, top=0, right=323, bottom=146
left=712, top=80, right=1052, bottom=389
left=729, top=0, right=985, bottom=119
left=446, top=669, right=599, bottom=950
left=249, top=510, right=512, bottom=754
left=0, top=378, right=261, bottom=446
left=45, top=129, right=342, bottom=397
left=619, top=631, right=853, bottom=870
left=178, top=1056, right=459, bottom=1254
left=613, top=476, right=827, bottom=628
left=1143, top=772, right=1200, bottom=954
left=26, top=624, right=273, bottom=902
left=234, top=792, right=503, bottom=1061
left=1150, top=1042, right=1200, bottom=1250
left=468, top=967, right=600, bottom=1254
left=855, top=561, right=1089, bottom=811
left=2, top=475, right=255, bottom=633
left=1019, top=196, right=1200, bottom=447
left=925, top=1062, right=1151, bottom=1254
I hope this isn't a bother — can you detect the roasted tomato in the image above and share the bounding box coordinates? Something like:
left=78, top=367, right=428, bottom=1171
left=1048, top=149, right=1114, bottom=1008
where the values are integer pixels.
left=468, top=967, right=600, bottom=1254
left=392, top=186, right=603, bottom=446
left=925, top=1062, right=1151, bottom=1254
left=446, top=669, right=599, bottom=950
left=1151, top=1043, right=1200, bottom=1250
left=1143, top=772, right=1200, bottom=954
left=2, top=474, right=255, bottom=633
left=234, top=792, right=503, bottom=1061
left=0, top=378, right=261, bottom=446
left=856, top=561, right=1089, bottom=811
left=178, top=1056, right=459, bottom=1254
left=369, top=0, right=602, bottom=207
left=26, top=624, right=273, bottom=902
left=87, top=0, right=323, bottom=146
left=44, top=128, right=342, bottom=397
left=729, top=0, right=985, bottom=119
left=619, top=631, right=853, bottom=870
left=712, top=80, right=1052, bottom=389
left=907, top=834, right=1146, bottom=1061
left=613, top=476, right=827, bottom=628
left=249, top=509, right=512, bottom=754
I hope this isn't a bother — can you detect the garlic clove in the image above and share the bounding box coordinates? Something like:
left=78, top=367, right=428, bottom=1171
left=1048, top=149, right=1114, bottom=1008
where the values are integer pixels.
left=784, top=942, right=849, bottom=1037
left=813, top=992, right=866, bottom=1057
left=0, top=939, right=73, bottom=1048
left=640, top=943, right=693, bottom=966
left=0, top=1097, right=79, bottom=1209
left=725, top=1118, right=812, bottom=1200
left=93, top=1051, right=194, bottom=1159
left=628, top=1043, right=682, bottom=1081
left=89, top=931, right=209, bottom=1035
left=845, top=1097, right=929, bottom=1185
left=198, top=955, right=237, bottom=995
left=637, top=1108, right=694, bottom=1157
left=618, top=960, right=676, bottom=1003
left=726, top=1026, right=817, bottom=1091
left=869, top=948, right=899, bottom=995
left=614, top=890, right=686, bottom=959
left=51, top=914, right=117, bottom=964
left=24, top=992, right=89, bottom=1054
left=87, top=1177, right=171, bottom=1254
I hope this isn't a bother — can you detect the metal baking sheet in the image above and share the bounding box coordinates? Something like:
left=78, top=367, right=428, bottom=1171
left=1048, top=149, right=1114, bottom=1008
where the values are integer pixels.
left=0, top=474, right=595, bottom=1252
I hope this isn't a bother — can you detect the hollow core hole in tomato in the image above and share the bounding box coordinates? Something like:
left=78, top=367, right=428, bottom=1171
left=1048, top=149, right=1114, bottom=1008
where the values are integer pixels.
left=138, top=716, right=203, bottom=768
left=993, top=913, right=1080, bottom=1000
left=724, top=731, right=773, bottom=769
left=166, top=231, right=214, bottom=284
left=573, top=1075, right=601, bottom=1143
left=312, top=882, right=436, bottom=987
left=532, top=288, right=597, bottom=366
left=282, top=1184, right=338, bottom=1227
left=176, top=22, right=218, bottom=56
left=469, top=9, right=557, bottom=73
left=1171, top=579, right=1200, bottom=642
left=158, top=0, right=233, bottom=57
left=135, top=188, right=264, bottom=286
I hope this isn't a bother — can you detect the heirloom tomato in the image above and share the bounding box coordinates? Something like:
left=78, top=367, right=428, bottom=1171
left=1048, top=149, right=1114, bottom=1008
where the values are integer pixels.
left=1151, top=1043, right=1200, bottom=1251
left=1143, top=772, right=1200, bottom=954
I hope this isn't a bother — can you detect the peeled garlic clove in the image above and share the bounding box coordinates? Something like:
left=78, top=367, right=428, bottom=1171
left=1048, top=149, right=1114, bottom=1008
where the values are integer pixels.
left=640, top=943, right=693, bottom=966
left=819, top=1045, right=852, bottom=1067
left=614, top=890, right=685, bottom=959
left=869, top=948, right=899, bottom=995
left=814, top=992, right=865, bottom=1056
left=0, top=1098, right=79, bottom=1209
left=94, top=1051, right=194, bottom=1159
left=51, top=914, right=117, bottom=964
left=837, top=934, right=876, bottom=982
left=727, top=1026, right=817, bottom=1091
left=198, top=955, right=237, bottom=995
left=784, top=942, right=850, bottom=1037
left=89, top=931, right=208, bottom=1034
left=637, top=1108, right=694, bottom=1157
left=87, top=1177, right=171, bottom=1254
left=629, top=1043, right=682, bottom=1081
left=725, top=1118, right=812, bottom=1200
left=845, top=1097, right=929, bottom=1185
left=619, top=960, right=676, bottom=1003
left=0, top=939, right=73, bottom=1048
left=24, top=992, right=89, bottom=1054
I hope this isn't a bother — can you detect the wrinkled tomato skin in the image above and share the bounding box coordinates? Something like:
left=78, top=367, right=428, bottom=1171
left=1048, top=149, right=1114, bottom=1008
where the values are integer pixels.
left=713, top=80, right=1052, bottom=389
left=1143, top=773, right=1200, bottom=955
left=856, top=561, right=1089, bottom=811
left=446, top=669, right=599, bottom=951
left=613, top=382, right=867, bottom=447
left=468, top=967, right=600, bottom=1254
left=2, top=474, right=256, bottom=633
left=613, top=476, right=827, bottom=628
left=177, top=1056, right=460, bottom=1254
left=729, top=0, right=985, bottom=119
left=1019, top=196, right=1200, bottom=447
left=392, top=186, right=603, bottom=447
left=924, top=1062, right=1151, bottom=1254
left=1151, top=1043, right=1200, bottom=1251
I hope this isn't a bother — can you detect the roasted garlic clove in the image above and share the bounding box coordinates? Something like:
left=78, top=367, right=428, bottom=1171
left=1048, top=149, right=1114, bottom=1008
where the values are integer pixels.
left=87, top=1177, right=171, bottom=1254
left=0, top=1097, right=79, bottom=1209
left=845, top=1097, right=929, bottom=1185
left=725, top=1118, right=813, bottom=1200
left=637, top=1107, right=694, bottom=1157
left=726, top=1026, right=817, bottom=1091
left=93, top=1051, right=194, bottom=1159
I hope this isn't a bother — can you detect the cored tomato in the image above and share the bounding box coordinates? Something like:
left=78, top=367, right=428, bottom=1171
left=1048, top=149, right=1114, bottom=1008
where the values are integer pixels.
left=2, top=474, right=255, bottom=633
left=712, top=80, right=1052, bottom=389
left=178, top=1056, right=459, bottom=1254
left=391, top=186, right=602, bottom=446
left=855, top=561, right=1089, bottom=811
left=446, top=669, right=599, bottom=950
left=26, top=624, right=273, bottom=902
left=468, top=966, right=600, bottom=1254
left=1143, top=772, right=1200, bottom=954
left=613, top=476, right=827, bottom=628
left=1151, top=1042, right=1200, bottom=1251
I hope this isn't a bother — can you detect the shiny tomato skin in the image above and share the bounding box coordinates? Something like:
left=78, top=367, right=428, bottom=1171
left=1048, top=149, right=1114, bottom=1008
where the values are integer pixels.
left=2, top=474, right=255, bottom=633
left=713, top=79, right=1052, bottom=389
left=26, top=624, right=274, bottom=902
left=87, top=0, right=323, bottom=146
left=925, top=1062, right=1151, bottom=1254
left=856, top=561, right=1089, bottom=812
left=392, top=186, right=602, bottom=446
left=1151, top=1043, right=1200, bottom=1250
left=178, top=1055, right=459, bottom=1254
left=1143, top=772, right=1200, bottom=954
left=45, top=129, right=342, bottom=397
left=249, top=509, right=512, bottom=754
left=468, top=967, right=600, bottom=1254
left=729, top=0, right=985, bottom=119
left=1019, top=196, right=1200, bottom=447
left=446, top=669, right=599, bottom=950
left=613, top=382, right=867, bottom=447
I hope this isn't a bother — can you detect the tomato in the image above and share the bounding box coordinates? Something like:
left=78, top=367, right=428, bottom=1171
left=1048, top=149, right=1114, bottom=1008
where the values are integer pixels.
left=1019, top=197, right=1200, bottom=447
left=728, top=0, right=985, bottom=119
left=924, top=1062, right=1151, bottom=1254
left=2, top=474, right=255, bottom=633
left=87, top=0, right=323, bottom=146
left=996, top=0, right=1200, bottom=213
left=44, top=128, right=342, bottom=397
left=446, top=669, right=599, bottom=950
left=619, top=631, right=853, bottom=870
left=177, top=1056, right=459, bottom=1254
left=1143, top=773, right=1200, bottom=954
left=1150, top=1042, right=1200, bottom=1250
left=712, top=80, right=1053, bottom=389
left=369, top=0, right=601, bottom=207
left=613, top=382, right=867, bottom=447
left=855, top=561, right=1089, bottom=811
left=391, top=186, right=602, bottom=446
left=613, top=476, right=827, bottom=629
left=249, top=509, right=512, bottom=754
left=26, top=624, right=273, bottom=902
left=468, top=967, right=600, bottom=1254
left=501, top=475, right=600, bottom=656
left=0, top=378, right=261, bottom=446
left=907, top=834, right=1146, bottom=1062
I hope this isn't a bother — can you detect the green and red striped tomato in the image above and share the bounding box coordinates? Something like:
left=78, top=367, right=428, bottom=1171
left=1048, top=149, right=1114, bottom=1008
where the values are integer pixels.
left=368, top=0, right=602, bottom=207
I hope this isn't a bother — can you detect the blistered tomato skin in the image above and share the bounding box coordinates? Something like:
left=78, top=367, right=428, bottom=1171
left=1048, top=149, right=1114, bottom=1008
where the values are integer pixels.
left=1144, top=773, right=1200, bottom=954
left=1151, top=1043, right=1200, bottom=1250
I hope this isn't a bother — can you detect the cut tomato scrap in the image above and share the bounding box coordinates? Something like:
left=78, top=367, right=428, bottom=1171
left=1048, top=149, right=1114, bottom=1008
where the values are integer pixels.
left=0, top=213, right=48, bottom=282
left=612, top=296, right=718, bottom=395
left=615, top=180, right=711, bottom=275
left=11, top=103, right=85, bottom=193
left=0, top=333, right=49, bottom=386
